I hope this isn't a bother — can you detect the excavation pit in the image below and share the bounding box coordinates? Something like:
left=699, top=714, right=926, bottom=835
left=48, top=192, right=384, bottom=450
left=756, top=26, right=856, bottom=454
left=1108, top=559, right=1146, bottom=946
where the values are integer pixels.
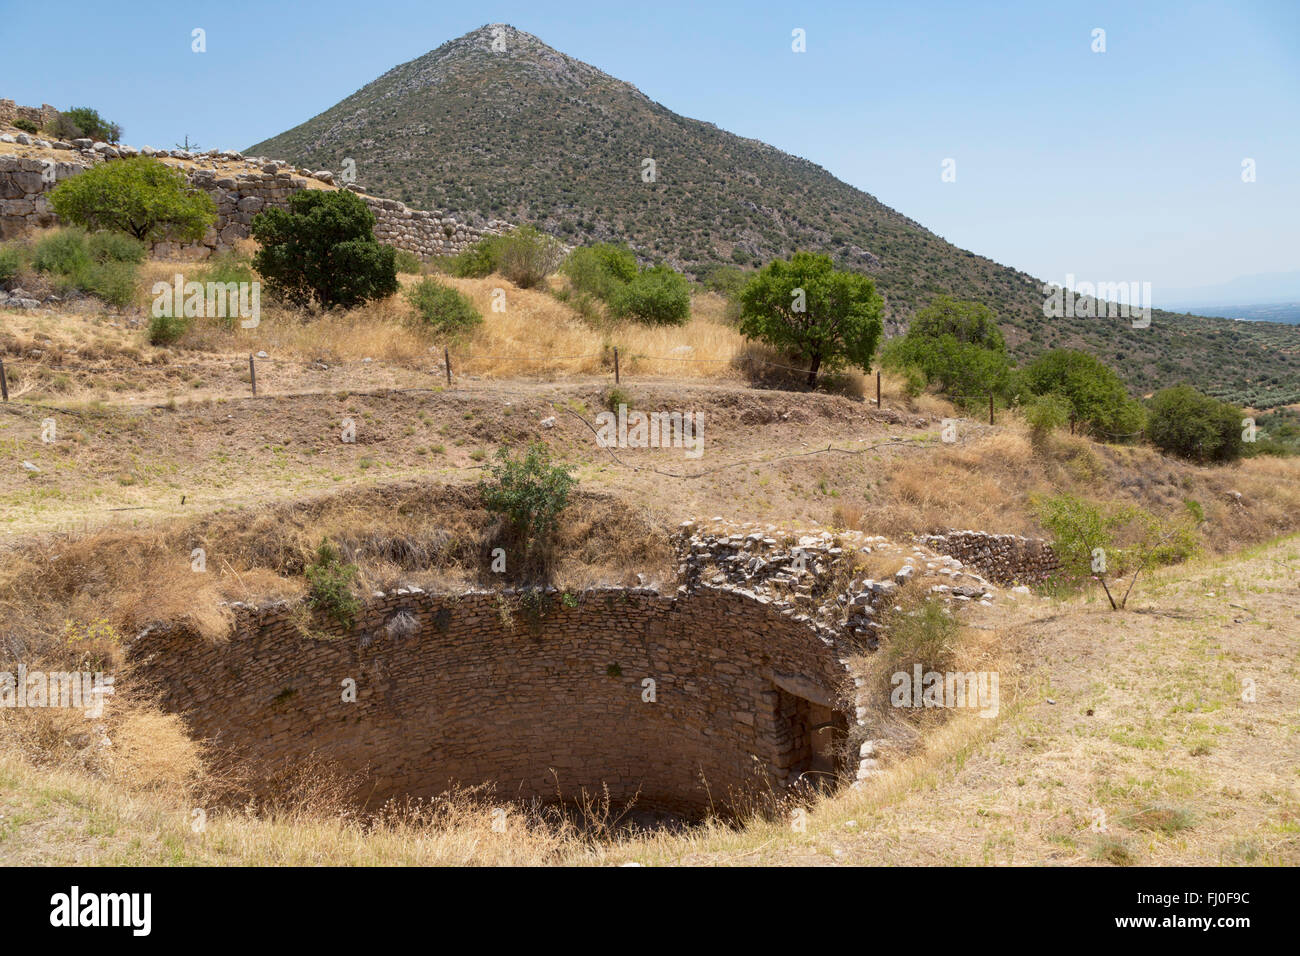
left=131, top=586, right=853, bottom=818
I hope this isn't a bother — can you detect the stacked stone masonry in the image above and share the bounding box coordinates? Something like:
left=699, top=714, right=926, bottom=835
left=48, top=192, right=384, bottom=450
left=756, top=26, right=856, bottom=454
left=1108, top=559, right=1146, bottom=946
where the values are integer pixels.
left=915, top=531, right=1060, bottom=585
left=0, top=100, right=58, bottom=130
left=130, top=586, right=852, bottom=816
left=0, top=140, right=511, bottom=259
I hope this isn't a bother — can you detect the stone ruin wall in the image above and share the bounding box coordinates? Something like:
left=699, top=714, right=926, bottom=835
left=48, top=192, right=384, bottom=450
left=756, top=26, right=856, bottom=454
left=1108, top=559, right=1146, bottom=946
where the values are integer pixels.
left=0, top=101, right=59, bottom=129
left=129, top=586, right=853, bottom=816
left=915, top=530, right=1060, bottom=585
left=0, top=134, right=510, bottom=260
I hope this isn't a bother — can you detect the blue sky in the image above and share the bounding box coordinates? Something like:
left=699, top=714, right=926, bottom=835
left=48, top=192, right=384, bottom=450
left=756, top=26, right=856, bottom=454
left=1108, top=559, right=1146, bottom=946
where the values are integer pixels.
left=2, top=0, right=1296, bottom=298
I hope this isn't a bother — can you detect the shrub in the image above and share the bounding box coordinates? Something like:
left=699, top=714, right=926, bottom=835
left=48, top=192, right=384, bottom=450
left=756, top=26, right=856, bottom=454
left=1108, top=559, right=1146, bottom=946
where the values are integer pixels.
left=738, top=251, right=884, bottom=387
left=304, top=539, right=361, bottom=629
left=251, top=189, right=398, bottom=309
left=394, top=248, right=422, bottom=274
left=445, top=238, right=500, bottom=278
left=404, top=277, right=482, bottom=337
left=54, top=107, right=121, bottom=143
left=1016, top=349, right=1145, bottom=439
left=50, top=157, right=215, bottom=242
left=496, top=225, right=565, bottom=288
left=87, top=231, right=146, bottom=264
left=1034, top=494, right=1200, bottom=609
left=45, top=113, right=84, bottom=142
left=1145, top=385, right=1245, bottom=463
left=31, top=228, right=140, bottom=308
left=199, top=248, right=257, bottom=286
left=702, top=264, right=750, bottom=300
left=1024, top=392, right=1071, bottom=448
left=12, top=118, right=38, bottom=135
left=86, top=260, right=137, bottom=308
left=32, top=229, right=93, bottom=276
left=563, top=243, right=638, bottom=301
left=478, top=443, right=577, bottom=544
left=603, top=385, right=633, bottom=413
left=148, top=313, right=189, bottom=345
left=899, top=364, right=927, bottom=398
left=609, top=264, right=692, bottom=325
left=0, top=244, right=25, bottom=286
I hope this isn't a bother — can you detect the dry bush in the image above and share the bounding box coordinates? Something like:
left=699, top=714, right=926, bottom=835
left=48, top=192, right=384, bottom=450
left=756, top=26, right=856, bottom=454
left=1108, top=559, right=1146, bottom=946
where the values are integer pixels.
left=106, top=708, right=206, bottom=794
left=852, top=590, right=1013, bottom=763
left=0, top=671, right=204, bottom=803
left=830, top=502, right=864, bottom=531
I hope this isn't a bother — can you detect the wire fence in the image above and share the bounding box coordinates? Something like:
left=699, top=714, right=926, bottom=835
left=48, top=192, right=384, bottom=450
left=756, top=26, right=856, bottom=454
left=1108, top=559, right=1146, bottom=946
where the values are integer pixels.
left=0, top=344, right=1057, bottom=452
left=1, top=346, right=924, bottom=411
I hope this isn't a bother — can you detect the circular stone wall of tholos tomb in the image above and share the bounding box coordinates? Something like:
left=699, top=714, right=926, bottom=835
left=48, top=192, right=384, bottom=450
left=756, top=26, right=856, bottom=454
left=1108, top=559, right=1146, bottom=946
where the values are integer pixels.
left=130, top=587, right=852, bottom=816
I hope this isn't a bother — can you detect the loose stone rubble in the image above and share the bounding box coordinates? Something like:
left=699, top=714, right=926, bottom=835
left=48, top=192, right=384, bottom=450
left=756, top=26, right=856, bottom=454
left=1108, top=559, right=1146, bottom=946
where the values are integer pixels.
left=674, top=519, right=1002, bottom=651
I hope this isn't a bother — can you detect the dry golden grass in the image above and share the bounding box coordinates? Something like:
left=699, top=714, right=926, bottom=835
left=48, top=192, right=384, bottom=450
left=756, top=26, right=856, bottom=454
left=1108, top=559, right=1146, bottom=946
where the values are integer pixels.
left=0, top=480, right=672, bottom=679
left=131, top=268, right=760, bottom=382
left=4, top=534, right=1292, bottom=865
left=848, top=415, right=1300, bottom=554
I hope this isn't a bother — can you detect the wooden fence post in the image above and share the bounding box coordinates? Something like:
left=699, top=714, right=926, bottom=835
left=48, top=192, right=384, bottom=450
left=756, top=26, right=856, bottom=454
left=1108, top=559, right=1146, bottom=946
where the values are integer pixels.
left=444, top=347, right=452, bottom=386
left=0, top=358, right=8, bottom=402
left=988, top=392, right=994, bottom=425
left=249, top=354, right=257, bottom=396
left=614, top=347, right=620, bottom=384
left=876, top=369, right=881, bottom=407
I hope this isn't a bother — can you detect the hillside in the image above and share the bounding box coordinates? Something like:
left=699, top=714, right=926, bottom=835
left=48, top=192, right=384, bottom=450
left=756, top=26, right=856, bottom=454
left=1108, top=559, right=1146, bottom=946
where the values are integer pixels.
left=249, top=24, right=1300, bottom=408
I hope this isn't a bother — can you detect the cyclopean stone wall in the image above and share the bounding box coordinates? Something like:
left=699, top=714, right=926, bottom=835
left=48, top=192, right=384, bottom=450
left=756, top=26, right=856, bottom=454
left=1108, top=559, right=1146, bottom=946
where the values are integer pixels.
left=914, top=531, right=1060, bottom=585
left=0, top=141, right=511, bottom=259
left=129, top=585, right=854, bottom=816
left=0, top=100, right=58, bottom=129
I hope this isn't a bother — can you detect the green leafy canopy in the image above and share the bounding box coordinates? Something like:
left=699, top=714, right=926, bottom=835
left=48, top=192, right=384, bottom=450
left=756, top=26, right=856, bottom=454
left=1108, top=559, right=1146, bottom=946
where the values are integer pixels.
left=49, top=157, right=216, bottom=243
left=737, top=251, right=884, bottom=386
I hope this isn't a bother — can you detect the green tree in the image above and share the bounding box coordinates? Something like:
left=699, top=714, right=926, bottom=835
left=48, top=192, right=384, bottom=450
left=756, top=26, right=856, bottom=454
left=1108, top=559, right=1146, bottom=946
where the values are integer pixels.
left=54, top=106, right=121, bottom=143
left=49, top=157, right=215, bottom=243
left=251, top=189, right=398, bottom=309
left=1017, top=349, right=1145, bottom=438
left=906, top=294, right=1005, bottom=350
left=1145, top=385, right=1245, bottom=463
left=738, top=251, right=884, bottom=387
left=884, top=333, right=1014, bottom=405
left=1034, top=494, right=1201, bottom=609
left=881, top=295, right=1014, bottom=406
